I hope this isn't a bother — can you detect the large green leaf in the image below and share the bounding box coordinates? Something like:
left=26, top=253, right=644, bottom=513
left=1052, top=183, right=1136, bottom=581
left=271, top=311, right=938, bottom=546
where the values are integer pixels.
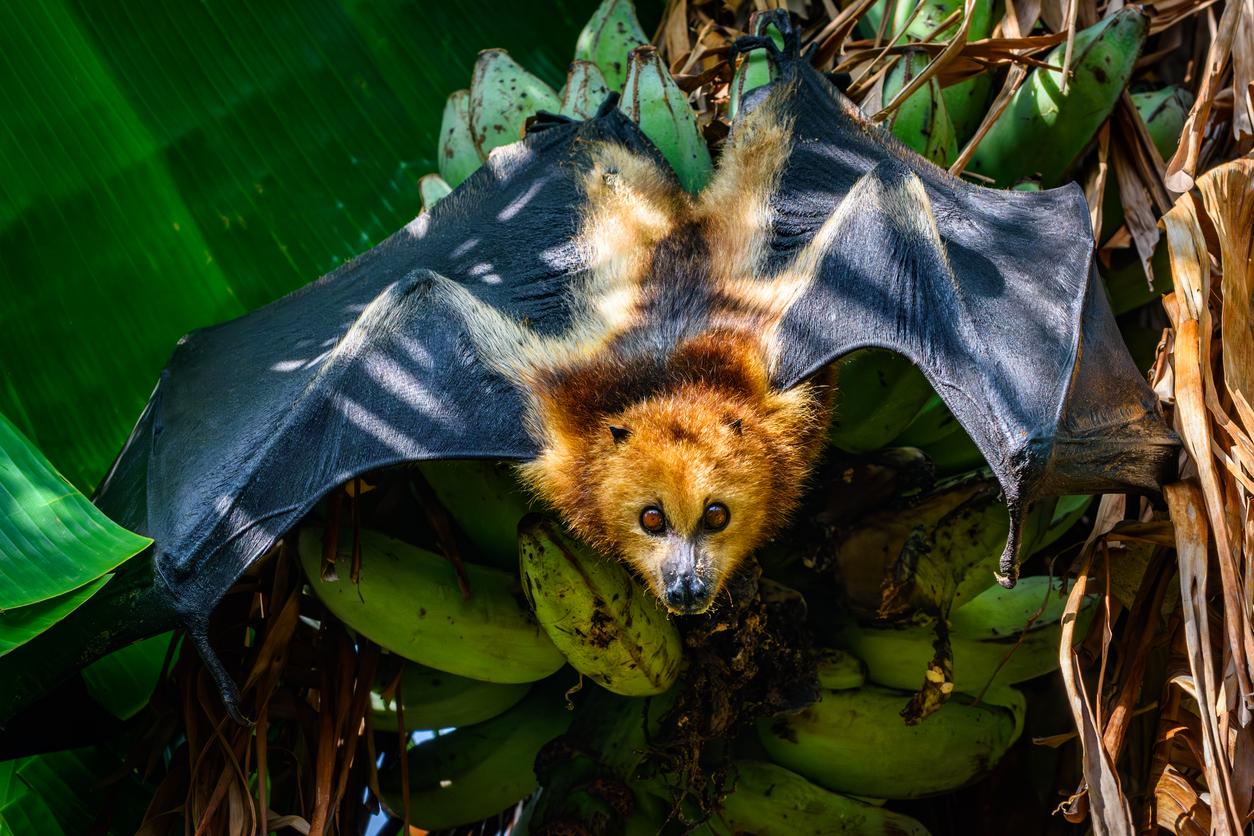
left=81, top=631, right=175, bottom=720
left=0, top=576, right=111, bottom=659
left=0, top=0, right=619, bottom=492
left=0, top=414, right=148, bottom=610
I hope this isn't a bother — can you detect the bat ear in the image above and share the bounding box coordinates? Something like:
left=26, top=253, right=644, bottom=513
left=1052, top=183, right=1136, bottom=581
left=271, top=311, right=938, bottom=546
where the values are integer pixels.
left=609, top=425, right=633, bottom=444
left=726, top=417, right=744, bottom=435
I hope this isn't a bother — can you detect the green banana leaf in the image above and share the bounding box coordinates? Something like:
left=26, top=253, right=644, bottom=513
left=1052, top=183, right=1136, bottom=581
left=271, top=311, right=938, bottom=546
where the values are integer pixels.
left=0, top=0, right=621, bottom=493
left=80, top=631, right=175, bottom=720
left=0, top=576, right=111, bottom=659
left=0, top=412, right=148, bottom=657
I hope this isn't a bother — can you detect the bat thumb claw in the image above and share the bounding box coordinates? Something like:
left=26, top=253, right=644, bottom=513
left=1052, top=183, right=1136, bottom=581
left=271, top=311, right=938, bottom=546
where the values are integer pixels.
left=188, top=618, right=254, bottom=726
left=995, top=499, right=1026, bottom=589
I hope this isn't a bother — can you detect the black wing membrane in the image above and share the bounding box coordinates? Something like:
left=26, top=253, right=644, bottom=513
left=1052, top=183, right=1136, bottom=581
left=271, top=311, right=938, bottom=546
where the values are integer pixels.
left=745, top=35, right=1176, bottom=582
left=94, top=111, right=654, bottom=711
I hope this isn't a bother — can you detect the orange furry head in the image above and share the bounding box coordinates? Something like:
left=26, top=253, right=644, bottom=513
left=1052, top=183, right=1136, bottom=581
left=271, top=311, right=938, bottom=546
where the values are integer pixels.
left=518, top=332, right=826, bottom=613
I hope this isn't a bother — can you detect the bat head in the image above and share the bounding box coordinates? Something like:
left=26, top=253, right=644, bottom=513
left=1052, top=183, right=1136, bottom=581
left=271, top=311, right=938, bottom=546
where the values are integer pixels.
left=520, top=372, right=823, bottom=615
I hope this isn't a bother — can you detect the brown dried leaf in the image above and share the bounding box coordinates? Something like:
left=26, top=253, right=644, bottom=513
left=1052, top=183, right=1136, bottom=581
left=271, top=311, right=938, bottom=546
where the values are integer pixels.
left=1195, top=157, right=1254, bottom=434
left=1163, top=480, right=1241, bottom=833
left=1154, top=765, right=1211, bottom=835
left=1164, top=0, right=1245, bottom=190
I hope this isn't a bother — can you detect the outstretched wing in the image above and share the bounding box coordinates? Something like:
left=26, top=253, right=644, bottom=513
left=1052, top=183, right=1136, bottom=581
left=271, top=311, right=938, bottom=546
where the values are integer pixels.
left=94, top=110, right=656, bottom=706
left=743, top=41, right=1176, bottom=582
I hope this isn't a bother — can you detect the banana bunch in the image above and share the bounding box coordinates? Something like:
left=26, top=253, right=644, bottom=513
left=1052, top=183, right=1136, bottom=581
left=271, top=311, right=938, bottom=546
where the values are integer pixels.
left=519, top=516, right=683, bottom=696
left=377, top=682, right=572, bottom=831
left=728, top=12, right=786, bottom=121
left=370, top=660, right=530, bottom=732
left=757, top=684, right=1025, bottom=798
left=968, top=7, right=1149, bottom=187
left=619, top=45, right=713, bottom=193
left=299, top=526, right=565, bottom=683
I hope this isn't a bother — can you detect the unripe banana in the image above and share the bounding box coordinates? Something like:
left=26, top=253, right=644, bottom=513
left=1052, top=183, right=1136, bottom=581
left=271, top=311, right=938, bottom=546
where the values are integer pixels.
left=418, top=173, right=452, bottom=213
left=709, top=760, right=931, bottom=835
left=1099, top=85, right=1194, bottom=241
left=827, top=348, right=934, bottom=453
left=968, top=7, right=1149, bottom=187
left=757, top=685, right=1023, bottom=798
left=519, top=516, right=683, bottom=696
left=299, top=527, right=564, bottom=683
left=816, top=647, right=866, bottom=691
left=842, top=576, right=1098, bottom=693
left=559, top=60, right=611, bottom=120
left=437, top=89, right=481, bottom=188
left=468, top=49, right=561, bottom=161
left=417, top=458, right=534, bottom=570
left=377, top=682, right=572, bottom=831
left=890, top=395, right=985, bottom=476
left=370, top=661, right=529, bottom=732
left=619, top=45, right=713, bottom=193
left=728, top=13, right=786, bottom=121
left=884, top=51, right=958, bottom=167
left=574, top=0, right=649, bottom=93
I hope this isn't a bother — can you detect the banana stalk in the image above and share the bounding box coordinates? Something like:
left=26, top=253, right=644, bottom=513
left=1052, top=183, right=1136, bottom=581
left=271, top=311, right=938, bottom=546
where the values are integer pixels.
left=968, top=7, right=1149, bottom=187
left=574, top=0, right=650, bottom=93
left=299, top=527, right=564, bottom=683
left=519, top=516, right=683, bottom=696
left=757, top=685, right=1024, bottom=798
left=619, top=46, right=713, bottom=193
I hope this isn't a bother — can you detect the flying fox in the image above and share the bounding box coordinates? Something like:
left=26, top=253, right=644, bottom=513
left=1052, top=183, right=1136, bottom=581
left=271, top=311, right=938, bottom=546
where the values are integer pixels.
left=96, top=21, right=1176, bottom=712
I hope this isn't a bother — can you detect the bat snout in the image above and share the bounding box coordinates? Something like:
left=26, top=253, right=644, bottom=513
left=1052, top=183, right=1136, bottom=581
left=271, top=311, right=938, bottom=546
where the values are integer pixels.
left=659, top=539, right=713, bottom=614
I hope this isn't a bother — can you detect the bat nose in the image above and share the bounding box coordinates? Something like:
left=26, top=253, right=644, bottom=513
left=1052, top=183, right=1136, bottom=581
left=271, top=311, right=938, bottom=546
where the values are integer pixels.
left=663, top=570, right=710, bottom=613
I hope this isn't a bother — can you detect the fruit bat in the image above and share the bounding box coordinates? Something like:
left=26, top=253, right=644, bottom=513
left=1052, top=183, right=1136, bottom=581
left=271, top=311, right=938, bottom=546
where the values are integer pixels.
left=94, top=19, right=1177, bottom=715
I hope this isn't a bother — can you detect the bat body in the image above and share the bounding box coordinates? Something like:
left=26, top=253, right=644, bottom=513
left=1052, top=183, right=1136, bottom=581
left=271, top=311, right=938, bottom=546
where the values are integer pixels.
left=95, top=24, right=1177, bottom=712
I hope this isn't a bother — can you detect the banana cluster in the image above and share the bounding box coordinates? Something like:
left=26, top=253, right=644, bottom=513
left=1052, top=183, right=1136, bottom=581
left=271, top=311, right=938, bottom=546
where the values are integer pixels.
left=294, top=0, right=1165, bottom=828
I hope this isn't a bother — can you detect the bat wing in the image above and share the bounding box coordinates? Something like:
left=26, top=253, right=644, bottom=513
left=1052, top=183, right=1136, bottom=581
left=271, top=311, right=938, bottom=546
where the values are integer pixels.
left=93, top=110, right=654, bottom=710
left=745, top=38, right=1176, bottom=582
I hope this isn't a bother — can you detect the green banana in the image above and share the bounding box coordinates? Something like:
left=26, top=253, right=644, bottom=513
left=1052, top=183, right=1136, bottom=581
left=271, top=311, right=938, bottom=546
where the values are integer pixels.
left=417, top=458, right=534, bottom=570
left=519, top=516, right=683, bottom=696
left=827, top=348, right=934, bottom=453
left=418, top=173, right=452, bottom=213
left=299, top=527, right=564, bottom=683
left=834, top=475, right=1056, bottom=620
left=1099, top=85, right=1193, bottom=241
left=378, top=682, right=572, bottom=831
left=619, top=45, right=713, bottom=193
left=728, top=13, right=786, bottom=121
left=884, top=51, right=958, bottom=166
left=816, top=647, right=867, bottom=691
left=841, top=576, right=1098, bottom=693
left=705, top=760, right=931, bottom=835
left=969, top=7, right=1148, bottom=187
left=370, top=661, right=530, bottom=732
left=574, top=0, right=650, bottom=93
left=757, top=685, right=1024, bottom=798
left=437, top=89, right=482, bottom=188
left=560, top=60, right=611, bottom=120
left=468, top=49, right=561, bottom=161
left=890, top=395, right=986, bottom=475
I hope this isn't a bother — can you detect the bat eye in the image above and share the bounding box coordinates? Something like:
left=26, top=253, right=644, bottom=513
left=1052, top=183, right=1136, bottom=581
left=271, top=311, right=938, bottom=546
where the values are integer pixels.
left=703, top=503, right=730, bottom=532
left=640, top=506, right=666, bottom=535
